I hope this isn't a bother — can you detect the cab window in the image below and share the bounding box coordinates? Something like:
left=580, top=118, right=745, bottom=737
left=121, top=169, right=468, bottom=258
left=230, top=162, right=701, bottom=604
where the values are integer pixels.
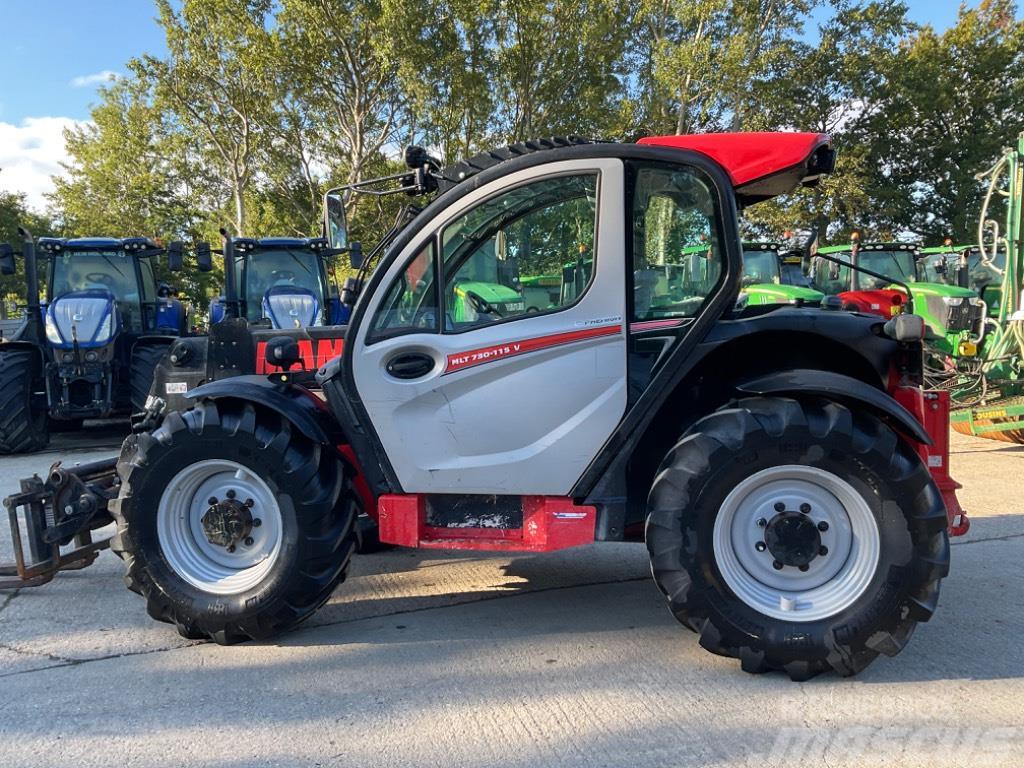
left=440, top=174, right=598, bottom=332
left=631, top=165, right=723, bottom=320
left=367, top=242, right=439, bottom=342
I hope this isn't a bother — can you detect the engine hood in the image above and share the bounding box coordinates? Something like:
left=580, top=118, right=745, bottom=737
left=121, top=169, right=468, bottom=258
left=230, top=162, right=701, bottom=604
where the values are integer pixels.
left=262, top=285, right=322, bottom=329
left=743, top=283, right=824, bottom=305
left=45, top=290, right=120, bottom=348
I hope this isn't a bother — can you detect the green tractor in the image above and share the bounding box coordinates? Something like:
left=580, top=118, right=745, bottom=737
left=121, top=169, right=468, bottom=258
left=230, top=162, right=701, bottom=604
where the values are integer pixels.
left=811, top=240, right=985, bottom=358
left=949, top=133, right=1024, bottom=441
left=518, top=273, right=561, bottom=312
left=920, top=241, right=1005, bottom=318
left=741, top=241, right=823, bottom=306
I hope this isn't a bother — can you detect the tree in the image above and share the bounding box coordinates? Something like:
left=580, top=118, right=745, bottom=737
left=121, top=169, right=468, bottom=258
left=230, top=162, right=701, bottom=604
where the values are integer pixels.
left=630, top=0, right=814, bottom=137
left=0, top=185, right=53, bottom=315
left=858, top=0, right=1024, bottom=242
left=137, top=0, right=276, bottom=235
left=51, top=76, right=201, bottom=239
left=745, top=0, right=912, bottom=242
left=492, top=0, right=631, bottom=141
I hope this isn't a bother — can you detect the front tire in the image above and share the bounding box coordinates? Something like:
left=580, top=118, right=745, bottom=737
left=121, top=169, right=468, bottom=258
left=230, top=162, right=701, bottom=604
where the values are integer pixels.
left=110, top=399, right=358, bottom=644
left=0, top=348, right=49, bottom=454
left=130, top=343, right=169, bottom=411
left=646, top=396, right=949, bottom=680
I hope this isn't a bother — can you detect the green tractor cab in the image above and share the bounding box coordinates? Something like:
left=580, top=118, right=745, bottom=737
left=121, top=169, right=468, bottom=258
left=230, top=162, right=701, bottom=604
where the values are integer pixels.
left=518, top=273, right=561, bottom=312
left=741, top=241, right=823, bottom=306
left=451, top=280, right=525, bottom=323
left=921, top=243, right=1005, bottom=318
left=813, top=241, right=984, bottom=357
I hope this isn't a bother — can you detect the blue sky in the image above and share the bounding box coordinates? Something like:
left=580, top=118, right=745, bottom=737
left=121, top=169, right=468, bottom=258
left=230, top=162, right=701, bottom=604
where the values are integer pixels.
left=0, top=0, right=998, bottom=209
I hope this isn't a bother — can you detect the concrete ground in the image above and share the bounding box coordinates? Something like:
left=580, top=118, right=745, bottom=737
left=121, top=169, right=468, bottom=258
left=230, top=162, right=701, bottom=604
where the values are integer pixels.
left=0, top=424, right=1021, bottom=767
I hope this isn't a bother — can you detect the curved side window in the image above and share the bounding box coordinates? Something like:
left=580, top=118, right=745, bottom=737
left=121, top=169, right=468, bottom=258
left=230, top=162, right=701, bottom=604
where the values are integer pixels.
left=631, top=166, right=724, bottom=321
left=367, top=242, right=439, bottom=343
left=440, top=174, right=599, bottom=332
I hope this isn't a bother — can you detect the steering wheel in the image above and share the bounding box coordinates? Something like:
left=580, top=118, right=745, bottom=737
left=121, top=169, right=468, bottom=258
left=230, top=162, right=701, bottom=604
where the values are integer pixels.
left=468, top=292, right=502, bottom=318
left=84, top=272, right=116, bottom=288
left=271, top=269, right=296, bottom=284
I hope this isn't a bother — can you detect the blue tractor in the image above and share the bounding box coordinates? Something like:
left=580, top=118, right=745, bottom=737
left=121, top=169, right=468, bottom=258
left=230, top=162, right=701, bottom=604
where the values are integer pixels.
left=205, top=235, right=348, bottom=330
left=0, top=228, right=187, bottom=453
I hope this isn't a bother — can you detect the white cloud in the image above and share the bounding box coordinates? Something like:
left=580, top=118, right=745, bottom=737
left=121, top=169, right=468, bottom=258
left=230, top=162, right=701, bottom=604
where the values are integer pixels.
left=70, top=70, right=121, bottom=88
left=0, top=117, right=88, bottom=211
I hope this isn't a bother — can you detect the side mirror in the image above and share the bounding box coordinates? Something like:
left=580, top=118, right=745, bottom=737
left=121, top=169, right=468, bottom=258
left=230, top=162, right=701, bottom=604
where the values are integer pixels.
left=166, top=241, right=184, bottom=272
left=349, top=241, right=363, bottom=270
left=324, top=191, right=348, bottom=250
left=0, top=243, right=14, bottom=276
left=196, top=242, right=213, bottom=272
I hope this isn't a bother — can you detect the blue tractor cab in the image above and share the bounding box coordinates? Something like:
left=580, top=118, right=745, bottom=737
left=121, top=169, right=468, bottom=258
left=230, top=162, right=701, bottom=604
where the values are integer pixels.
left=0, top=230, right=188, bottom=452
left=208, top=237, right=346, bottom=329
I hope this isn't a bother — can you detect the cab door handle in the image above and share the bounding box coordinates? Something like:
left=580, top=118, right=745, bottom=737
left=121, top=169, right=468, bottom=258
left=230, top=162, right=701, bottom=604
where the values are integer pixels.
left=385, top=352, right=434, bottom=379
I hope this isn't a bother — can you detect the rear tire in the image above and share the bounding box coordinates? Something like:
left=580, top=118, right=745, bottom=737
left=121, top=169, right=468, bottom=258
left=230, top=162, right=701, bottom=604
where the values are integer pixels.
left=646, top=396, right=949, bottom=680
left=0, top=348, right=49, bottom=454
left=130, top=343, right=169, bottom=412
left=110, top=399, right=358, bottom=644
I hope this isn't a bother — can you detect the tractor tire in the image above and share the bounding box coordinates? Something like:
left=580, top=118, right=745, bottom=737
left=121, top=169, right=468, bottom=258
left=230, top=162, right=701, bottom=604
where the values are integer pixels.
left=0, top=348, right=49, bottom=454
left=129, top=343, right=169, bottom=412
left=109, top=399, right=358, bottom=644
left=646, top=396, right=949, bottom=680
left=354, top=512, right=395, bottom=554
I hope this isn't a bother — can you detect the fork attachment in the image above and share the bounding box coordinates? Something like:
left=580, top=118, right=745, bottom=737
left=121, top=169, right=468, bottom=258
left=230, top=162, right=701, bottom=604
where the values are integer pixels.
left=0, top=457, right=119, bottom=589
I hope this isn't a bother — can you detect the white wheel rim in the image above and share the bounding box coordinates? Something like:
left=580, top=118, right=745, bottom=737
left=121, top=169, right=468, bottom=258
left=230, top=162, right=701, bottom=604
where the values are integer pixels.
left=157, top=459, right=284, bottom=595
left=712, top=465, right=880, bottom=622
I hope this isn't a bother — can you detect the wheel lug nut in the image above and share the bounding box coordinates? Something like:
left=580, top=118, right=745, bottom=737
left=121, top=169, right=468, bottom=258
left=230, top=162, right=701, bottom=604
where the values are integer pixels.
left=245, top=498, right=255, bottom=508
left=226, top=489, right=236, bottom=499
left=799, top=564, right=810, bottom=572
left=755, top=541, right=767, bottom=552
left=227, top=545, right=236, bottom=553
left=244, top=536, right=254, bottom=546
left=253, top=518, right=262, bottom=527
left=817, top=521, right=829, bottom=532
left=819, top=546, right=828, bottom=556
left=756, top=517, right=767, bottom=527
left=772, top=560, right=784, bottom=570
left=799, top=503, right=811, bottom=514
left=773, top=502, right=785, bottom=512
left=207, top=496, right=218, bottom=505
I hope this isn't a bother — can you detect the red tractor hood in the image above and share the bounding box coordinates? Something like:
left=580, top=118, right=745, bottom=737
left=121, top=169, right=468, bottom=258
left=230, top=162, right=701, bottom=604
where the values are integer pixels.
left=638, top=133, right=834, bottom=205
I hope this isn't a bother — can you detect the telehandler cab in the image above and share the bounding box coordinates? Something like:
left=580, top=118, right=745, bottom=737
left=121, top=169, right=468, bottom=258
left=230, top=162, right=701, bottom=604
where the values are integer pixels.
left=3, top=134, right=966, bottom=679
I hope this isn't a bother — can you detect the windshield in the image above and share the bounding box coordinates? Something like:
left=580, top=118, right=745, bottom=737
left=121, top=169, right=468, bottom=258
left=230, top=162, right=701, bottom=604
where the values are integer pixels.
left=856, top=249, right=917, bottom=289
left=242, top=249, right=327, bottom=323
left=50, top=250, right=144, bottom=331
left=781, top=261, right=812, bottom=288
left=742, top=248, right=781, bottom=286
left=967, top=248, right=1004, bottom=293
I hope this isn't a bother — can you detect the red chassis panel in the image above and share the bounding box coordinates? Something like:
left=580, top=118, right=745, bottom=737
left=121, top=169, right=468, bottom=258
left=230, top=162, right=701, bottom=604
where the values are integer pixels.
left=376, top=495, right=597, bottom=552
left=894, top=387, right=969, bottom=536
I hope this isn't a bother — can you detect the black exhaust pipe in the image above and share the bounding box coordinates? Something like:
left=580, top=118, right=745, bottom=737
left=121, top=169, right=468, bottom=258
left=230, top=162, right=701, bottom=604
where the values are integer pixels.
left=220, top=227, right=239, bottom=320
left=17, top=226, right=45, bottom=345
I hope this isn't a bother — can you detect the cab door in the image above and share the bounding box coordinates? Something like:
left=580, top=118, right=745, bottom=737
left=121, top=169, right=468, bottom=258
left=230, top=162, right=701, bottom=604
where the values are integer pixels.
left=349, top=159, right=626, bottom=495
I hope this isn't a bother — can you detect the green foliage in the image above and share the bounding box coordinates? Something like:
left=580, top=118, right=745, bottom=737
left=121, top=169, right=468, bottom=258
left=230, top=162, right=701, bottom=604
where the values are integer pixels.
left=3, top=0, right=1021, bottom=291
left=0, top=188, right=54, bottom=317
left=859, top=0, right=1024, bottom=242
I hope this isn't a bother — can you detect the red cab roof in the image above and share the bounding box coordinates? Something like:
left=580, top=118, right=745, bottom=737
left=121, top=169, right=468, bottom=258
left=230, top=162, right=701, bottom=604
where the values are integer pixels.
left=637, top=132, right=833, bottom=202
